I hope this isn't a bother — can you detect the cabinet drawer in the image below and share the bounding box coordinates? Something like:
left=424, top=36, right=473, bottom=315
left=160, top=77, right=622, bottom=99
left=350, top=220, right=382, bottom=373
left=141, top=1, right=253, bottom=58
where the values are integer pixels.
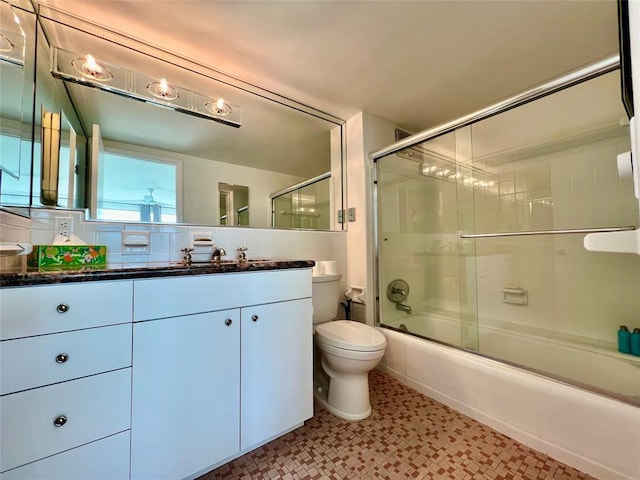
left=0, top=281, right=133, bottom=340
left=0, top=431, right=130, bottom=480
left=1, top=324, right=132, bottom=395
left=134, top=269, right=311, bottom=320
left=0, top=368, right=131, bottom=473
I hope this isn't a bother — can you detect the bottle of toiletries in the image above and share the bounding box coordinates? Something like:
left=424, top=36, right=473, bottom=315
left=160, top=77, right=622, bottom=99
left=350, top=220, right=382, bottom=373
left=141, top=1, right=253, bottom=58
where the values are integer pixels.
left=617, top=326, right=632, bottom=354
left=630, top=328, right=640, bottom=357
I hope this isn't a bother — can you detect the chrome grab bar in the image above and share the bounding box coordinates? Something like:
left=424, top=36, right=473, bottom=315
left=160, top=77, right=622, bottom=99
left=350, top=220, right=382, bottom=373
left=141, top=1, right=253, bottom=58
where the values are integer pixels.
left=460, top=225, right=636, bottom=239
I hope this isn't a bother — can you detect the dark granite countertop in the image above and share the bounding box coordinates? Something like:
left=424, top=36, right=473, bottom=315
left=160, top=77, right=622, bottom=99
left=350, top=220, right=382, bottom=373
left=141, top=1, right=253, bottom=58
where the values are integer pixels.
left=0, top=259, right=315, bottom=287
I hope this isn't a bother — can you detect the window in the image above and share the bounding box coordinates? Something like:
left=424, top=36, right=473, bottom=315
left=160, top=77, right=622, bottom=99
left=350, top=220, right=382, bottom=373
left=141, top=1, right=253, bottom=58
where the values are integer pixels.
left=96, top=152, right=178, bottom=222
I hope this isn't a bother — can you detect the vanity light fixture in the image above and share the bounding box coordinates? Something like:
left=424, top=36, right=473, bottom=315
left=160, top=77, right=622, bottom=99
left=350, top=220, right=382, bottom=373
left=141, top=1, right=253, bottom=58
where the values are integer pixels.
left=420, top=153, right=497, bottom=191
left=71, top=53, right=113, bottom=82
left=0, top=9, right=26, bottom=68
left=51, top=46, right=242, bottom=128
left=421, top=161, right=497, bottom=190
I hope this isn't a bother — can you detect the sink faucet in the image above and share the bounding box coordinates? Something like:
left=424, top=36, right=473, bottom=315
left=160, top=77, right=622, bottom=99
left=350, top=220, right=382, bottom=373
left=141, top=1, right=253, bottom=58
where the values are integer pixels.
left=396, top=302, right=412, bottom=315
left=237, top=247, right=248, bottom=262
left=212, top=247, right=227, bottom=261
left=181, top=247, right=194, bottom=264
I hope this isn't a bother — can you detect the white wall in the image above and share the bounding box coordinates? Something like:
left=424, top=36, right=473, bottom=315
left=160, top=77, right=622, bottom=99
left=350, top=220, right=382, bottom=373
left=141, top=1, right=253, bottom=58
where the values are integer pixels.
left=181, top=154, right=303, bottom=227
left=344, top=112, right=398, bottom=323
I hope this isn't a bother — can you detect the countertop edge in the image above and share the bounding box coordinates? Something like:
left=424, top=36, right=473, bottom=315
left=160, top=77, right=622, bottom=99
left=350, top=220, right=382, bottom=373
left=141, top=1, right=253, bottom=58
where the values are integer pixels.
left=0, top=260, right=315, bottom=287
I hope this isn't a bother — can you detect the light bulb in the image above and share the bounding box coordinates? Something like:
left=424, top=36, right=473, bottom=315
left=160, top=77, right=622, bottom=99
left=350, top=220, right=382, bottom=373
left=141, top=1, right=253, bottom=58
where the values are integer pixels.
left=84, top=54, right=102, bottom=75
left=205, top=96, right=232, bottom=116
left=72, top=53, right=113, bottom=81
left=146, top=78, right=178, bottom=100
left=159, top=78, right=169, bottom=95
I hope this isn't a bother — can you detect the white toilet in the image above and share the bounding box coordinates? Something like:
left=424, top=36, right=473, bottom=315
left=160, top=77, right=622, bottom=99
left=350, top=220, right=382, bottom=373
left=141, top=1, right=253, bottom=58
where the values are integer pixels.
left=312, top=272, right=386, bottom=421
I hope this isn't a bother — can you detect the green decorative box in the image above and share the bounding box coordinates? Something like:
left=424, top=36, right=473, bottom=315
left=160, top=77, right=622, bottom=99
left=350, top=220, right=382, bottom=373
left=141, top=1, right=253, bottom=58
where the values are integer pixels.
left=27, top=245, right=107, bottom=270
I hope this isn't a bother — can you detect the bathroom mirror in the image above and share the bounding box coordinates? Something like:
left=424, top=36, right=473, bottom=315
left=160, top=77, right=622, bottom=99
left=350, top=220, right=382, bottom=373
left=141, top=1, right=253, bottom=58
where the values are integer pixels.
left=0, top=1, right=87, bottom=211
left=0, top=0, right=35, bottom=206
left=10, top=6, right=345, bottom=230
left=219, top=183, right=249, bottom=226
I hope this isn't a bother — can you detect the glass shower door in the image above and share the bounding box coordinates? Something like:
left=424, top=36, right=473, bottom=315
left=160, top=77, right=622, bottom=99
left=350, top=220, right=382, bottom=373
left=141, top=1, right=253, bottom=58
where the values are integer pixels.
left=375, top=67, right=640, bottom=402
left=376, top=131, right=478, bottom=349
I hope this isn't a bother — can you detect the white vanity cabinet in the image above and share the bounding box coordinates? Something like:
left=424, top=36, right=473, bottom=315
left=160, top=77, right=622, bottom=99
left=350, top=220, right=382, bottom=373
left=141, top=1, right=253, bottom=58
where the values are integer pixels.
left=0, top=280, right=133, bottom=479
left=131, top=269, right=313, bottom=480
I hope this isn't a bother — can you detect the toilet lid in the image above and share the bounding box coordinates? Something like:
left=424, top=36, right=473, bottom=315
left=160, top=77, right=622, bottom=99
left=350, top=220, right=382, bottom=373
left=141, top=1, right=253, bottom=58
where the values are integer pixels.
left=315, top=320, right=386, bottom=352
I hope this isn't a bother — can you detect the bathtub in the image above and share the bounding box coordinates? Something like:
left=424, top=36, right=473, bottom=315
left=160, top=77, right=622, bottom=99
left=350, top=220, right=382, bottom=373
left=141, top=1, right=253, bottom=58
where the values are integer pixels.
left=378, top=316, right=640, bottom=480
left=382, top=312, right=640, bottom=400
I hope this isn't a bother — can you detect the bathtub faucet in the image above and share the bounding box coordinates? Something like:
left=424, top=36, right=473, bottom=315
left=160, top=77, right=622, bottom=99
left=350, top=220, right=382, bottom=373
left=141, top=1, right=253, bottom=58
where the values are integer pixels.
left=391, top=287, right=407, bottom=297
left=396, top=302, right=412, bottom=314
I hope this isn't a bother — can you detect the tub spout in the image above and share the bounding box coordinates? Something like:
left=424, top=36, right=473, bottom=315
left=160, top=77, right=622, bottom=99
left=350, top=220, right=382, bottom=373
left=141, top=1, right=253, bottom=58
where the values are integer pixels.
left=396, top=302, right=412, bottom=314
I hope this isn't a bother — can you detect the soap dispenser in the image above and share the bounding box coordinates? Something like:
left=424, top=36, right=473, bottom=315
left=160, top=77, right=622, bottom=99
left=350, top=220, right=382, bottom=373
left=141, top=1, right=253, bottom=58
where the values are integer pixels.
left=630, top=328, right=640, bottom=357
left=618, top=325, right=632, bottom=354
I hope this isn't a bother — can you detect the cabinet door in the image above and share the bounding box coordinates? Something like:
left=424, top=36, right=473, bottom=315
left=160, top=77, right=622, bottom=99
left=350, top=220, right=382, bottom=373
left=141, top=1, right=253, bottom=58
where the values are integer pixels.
left=241, top=298, right=313, bottom=450
left=131, top=310, right=240, bottom=480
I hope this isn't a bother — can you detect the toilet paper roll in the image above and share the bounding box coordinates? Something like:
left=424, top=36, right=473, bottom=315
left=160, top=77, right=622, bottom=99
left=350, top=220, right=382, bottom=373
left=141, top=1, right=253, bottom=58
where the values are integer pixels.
left=322, top=261, right=338, bottom=275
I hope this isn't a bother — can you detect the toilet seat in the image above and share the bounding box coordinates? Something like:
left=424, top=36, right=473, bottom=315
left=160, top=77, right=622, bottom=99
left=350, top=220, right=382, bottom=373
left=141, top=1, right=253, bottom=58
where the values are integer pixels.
left=316, top=341, right=385, bottom=361
left=315, top=320, right=386, bottom=352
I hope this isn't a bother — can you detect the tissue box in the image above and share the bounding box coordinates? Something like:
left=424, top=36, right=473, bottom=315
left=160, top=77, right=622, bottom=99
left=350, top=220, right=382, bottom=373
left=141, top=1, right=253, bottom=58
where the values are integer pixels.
left=27, top=245, right=107, bottom=270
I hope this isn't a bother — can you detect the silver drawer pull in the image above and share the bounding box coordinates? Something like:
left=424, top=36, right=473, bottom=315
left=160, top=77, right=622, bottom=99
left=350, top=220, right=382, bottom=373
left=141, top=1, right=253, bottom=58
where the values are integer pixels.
left=251, top=314, right=259, bottom=322
left=53, top=415, right=67, bottom=427
left=225, top=318, right=233, bottom=326
left=55, top=353, right=69, bottom=364
left=56, top=303, right=70, bottom=313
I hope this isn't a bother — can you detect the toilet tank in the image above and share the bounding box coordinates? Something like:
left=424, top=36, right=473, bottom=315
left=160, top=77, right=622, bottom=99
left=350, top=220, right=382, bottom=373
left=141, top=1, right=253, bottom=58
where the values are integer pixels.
left=312, top=273, right=341, bottom=324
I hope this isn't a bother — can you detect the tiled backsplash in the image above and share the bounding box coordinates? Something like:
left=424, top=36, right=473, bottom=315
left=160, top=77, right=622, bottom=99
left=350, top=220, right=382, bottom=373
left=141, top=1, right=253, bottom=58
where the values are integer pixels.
left=30, top=209, right=346, bottom=263
left=7, top=207, right=348, bottom=285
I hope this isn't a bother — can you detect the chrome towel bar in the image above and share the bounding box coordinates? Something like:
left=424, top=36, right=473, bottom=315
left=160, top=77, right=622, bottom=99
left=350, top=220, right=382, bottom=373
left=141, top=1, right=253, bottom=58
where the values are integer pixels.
left=460, top=225, right=636, bottom=239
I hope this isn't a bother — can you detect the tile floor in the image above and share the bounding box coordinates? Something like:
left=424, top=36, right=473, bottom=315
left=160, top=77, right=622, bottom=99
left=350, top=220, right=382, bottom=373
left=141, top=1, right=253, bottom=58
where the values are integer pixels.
left=199, top=370, right=595, bottom=480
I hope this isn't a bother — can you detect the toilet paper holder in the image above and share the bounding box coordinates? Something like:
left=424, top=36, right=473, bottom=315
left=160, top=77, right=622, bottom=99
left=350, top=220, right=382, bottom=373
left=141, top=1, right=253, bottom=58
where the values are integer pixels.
left=346, top=286, right=366, bottom=304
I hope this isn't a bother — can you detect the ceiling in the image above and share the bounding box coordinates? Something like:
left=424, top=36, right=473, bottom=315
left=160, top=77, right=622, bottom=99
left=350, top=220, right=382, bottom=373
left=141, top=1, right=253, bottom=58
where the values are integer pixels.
left=37, top=0, right=619, bottom=136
